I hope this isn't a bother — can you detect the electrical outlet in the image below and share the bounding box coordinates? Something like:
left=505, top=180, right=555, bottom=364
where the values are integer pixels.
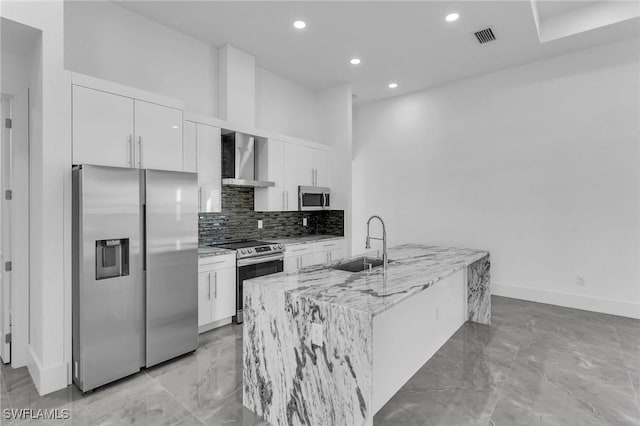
left=576, top=276, right=585, bottom=287
left=311, top=322, right=323, bottom=347
left=257, top=220, right=263, bottom=229
left=303, top=217, right=308, bottom=226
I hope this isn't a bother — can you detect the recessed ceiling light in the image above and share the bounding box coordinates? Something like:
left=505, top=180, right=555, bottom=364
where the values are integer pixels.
left=388, top=82, right=398, bottom=89
left=350, top=58, right=361, bottom=65
left=293, top=20, right=306, bottom=29
left=445, top=12, right=460, bottom=22
left=172, top=125, right=179, bottom=129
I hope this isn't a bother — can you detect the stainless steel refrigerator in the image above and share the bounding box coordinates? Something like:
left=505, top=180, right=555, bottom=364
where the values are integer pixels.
left=72, top=164, right=198, bottom=392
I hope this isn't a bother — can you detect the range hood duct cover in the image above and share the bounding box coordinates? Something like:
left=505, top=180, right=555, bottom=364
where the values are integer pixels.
left=221, top=133, right=275, bottom=188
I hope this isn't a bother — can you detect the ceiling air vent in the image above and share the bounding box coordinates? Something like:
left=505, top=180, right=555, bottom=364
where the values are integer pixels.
left=474, top=28, right=496, bottom=44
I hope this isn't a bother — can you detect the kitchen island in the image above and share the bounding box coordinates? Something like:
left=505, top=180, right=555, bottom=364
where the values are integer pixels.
left=243, top=244, right=490, bottom=426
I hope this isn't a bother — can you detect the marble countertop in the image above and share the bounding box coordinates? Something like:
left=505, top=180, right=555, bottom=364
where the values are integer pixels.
left=244, top=244, right=488, bottom=316
left=274, top=234, right=344, bottom=246
left=198, top=246, right=235, bottom=257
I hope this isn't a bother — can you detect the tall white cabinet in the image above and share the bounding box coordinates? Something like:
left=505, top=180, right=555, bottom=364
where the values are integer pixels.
left=184, top=120, right=222, bottom=213
left=72, top=74, right=185, bottom=172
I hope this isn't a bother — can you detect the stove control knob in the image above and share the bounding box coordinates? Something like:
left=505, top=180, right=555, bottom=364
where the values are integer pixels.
left=247, top=248, right=253, bottom=253
left=278, top=244, right=283, bottom=249
left=240, top=249, right=246, bottom=254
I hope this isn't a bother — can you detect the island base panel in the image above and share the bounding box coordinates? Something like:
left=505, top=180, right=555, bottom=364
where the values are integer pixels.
left=467, top=254, right=491, bottom=325
left=243, top=282, right=374, bottom=426
left=372, top=269, right=466, bottom=413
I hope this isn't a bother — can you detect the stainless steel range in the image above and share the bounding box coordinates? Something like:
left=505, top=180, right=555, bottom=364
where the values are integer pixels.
left=212, top=240, right=285, bottom=323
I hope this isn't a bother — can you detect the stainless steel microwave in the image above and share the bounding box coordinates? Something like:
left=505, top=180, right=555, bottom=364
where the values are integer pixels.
left=299, top=186, right=331, bottom=211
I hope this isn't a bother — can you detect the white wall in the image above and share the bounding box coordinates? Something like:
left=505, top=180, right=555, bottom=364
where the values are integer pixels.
left=64, top=1, right=325, bottom=142
left=1, top=0, right=72, bottom=393
left=319, top=84, right=353, bottom=255
left=64, top=0, right=217, bottom=116
left=255, top=67, right=321, bottom=142
left=353, top=37, right=640, bottom=318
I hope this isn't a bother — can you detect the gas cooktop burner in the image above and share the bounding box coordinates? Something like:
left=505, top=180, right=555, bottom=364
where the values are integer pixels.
left=211, top=240, right=285, bottom=259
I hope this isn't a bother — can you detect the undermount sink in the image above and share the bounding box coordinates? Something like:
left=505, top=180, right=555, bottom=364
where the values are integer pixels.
left=332, top=256, right=387, bottom=273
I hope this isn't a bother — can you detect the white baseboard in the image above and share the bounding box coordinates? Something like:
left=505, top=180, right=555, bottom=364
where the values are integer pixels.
left=493, top=283, right=640, bottom=319
left=28, top=346, right=68, bottom=395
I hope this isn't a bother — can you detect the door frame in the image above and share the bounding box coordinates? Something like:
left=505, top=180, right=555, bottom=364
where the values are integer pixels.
left=0, top=89, right=30, bottom=368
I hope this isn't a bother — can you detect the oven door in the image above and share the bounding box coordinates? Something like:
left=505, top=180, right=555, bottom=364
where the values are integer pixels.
left=235, top=254, right=284, bottom=323
left=299, top=186, right=330, bottom=211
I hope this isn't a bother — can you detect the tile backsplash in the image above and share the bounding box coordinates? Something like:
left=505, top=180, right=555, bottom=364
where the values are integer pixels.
left=199, top=186, right=344, bottom=245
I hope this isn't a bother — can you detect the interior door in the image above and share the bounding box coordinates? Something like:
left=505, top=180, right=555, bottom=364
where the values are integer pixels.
left=0, top=95, right=11, bottom=363
left=72, top=85, right=134, bottom=167
left=196, top=123, right=221, bottom=212
left=134, top=100, right=183, bottom=171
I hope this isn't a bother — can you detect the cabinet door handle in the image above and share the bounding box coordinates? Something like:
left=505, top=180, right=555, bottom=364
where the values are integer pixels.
left=315, top=168, right=318, bottom=186
left=214, top=271, right=218, bottom=298
left=137, top=136, right=143, bottom=168
left=128, top=135, right=133, bottom=167
left=198, top=187, right=202, bottom=211
left=329, top=252, right=332, bottom=261
left=282, top=190, right=285, bottom=211
left=207, top=272, right=211, bottom=300
left=286, top=191, right=289, bottom=210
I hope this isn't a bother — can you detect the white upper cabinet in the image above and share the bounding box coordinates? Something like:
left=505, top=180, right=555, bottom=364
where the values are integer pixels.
left=297, top=145, right=315, bottom=187
left=196, top=123, right=222, bottom=213
left=72, top=85, right=134, bottom=168
left=313, top=148, right=329, bottom=188
left=182, top=121, right=197, bottom=173
left=133, top=100, right=183, bottom=171
left=71, top=73, right=186, bottom=172
left=296, top=145, right=329, bottom=188
left=184, top=120, right=222, bottom=213
left=255, top=139, right=298, bottom=212
left=283, top=142, right=299, bottom=211
left=255, top=138, right=285, bottom=211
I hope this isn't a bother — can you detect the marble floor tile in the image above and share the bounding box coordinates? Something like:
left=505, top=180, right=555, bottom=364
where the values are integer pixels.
left=64, top=373, right=191, bottom=426
left=146, top=339, right=242, bottom=420
left=2, top=298, right=638, bottom=426
left=199, top=390, right=269, bottom=426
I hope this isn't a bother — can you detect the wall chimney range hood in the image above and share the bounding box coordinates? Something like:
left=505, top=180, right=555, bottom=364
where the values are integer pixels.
left=221, top=132, right=275, bottom=188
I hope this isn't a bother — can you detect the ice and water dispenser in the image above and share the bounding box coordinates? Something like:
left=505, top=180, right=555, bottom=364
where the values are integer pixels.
left=95, top=238, right=130, bottom=280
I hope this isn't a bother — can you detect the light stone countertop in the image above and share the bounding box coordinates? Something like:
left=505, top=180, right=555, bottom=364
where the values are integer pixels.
left=197, top=246, right=235, bottom=257
left=244, top=243, right=488, bottom=316
left=273, top=234, right=345, bottom=246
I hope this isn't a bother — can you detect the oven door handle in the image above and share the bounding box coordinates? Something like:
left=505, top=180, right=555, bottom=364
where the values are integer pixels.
left=237, top=253, right=285, bottom=267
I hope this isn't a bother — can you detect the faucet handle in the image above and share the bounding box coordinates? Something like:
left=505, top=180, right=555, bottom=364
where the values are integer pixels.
left=365, top=236, right=371, bottom=249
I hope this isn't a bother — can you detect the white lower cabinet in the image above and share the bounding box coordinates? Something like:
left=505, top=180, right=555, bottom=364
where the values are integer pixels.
left=198, top=254, right=236, bottom=330
left=284, top=238, right=345, bottom=272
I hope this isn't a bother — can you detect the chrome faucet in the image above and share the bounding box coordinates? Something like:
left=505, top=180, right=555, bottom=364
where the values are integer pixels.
left=365, top=215, right=388, bottom=271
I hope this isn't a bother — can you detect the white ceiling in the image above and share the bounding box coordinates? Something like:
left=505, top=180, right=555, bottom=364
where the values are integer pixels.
left=116, top=1, right=640, bottom=104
